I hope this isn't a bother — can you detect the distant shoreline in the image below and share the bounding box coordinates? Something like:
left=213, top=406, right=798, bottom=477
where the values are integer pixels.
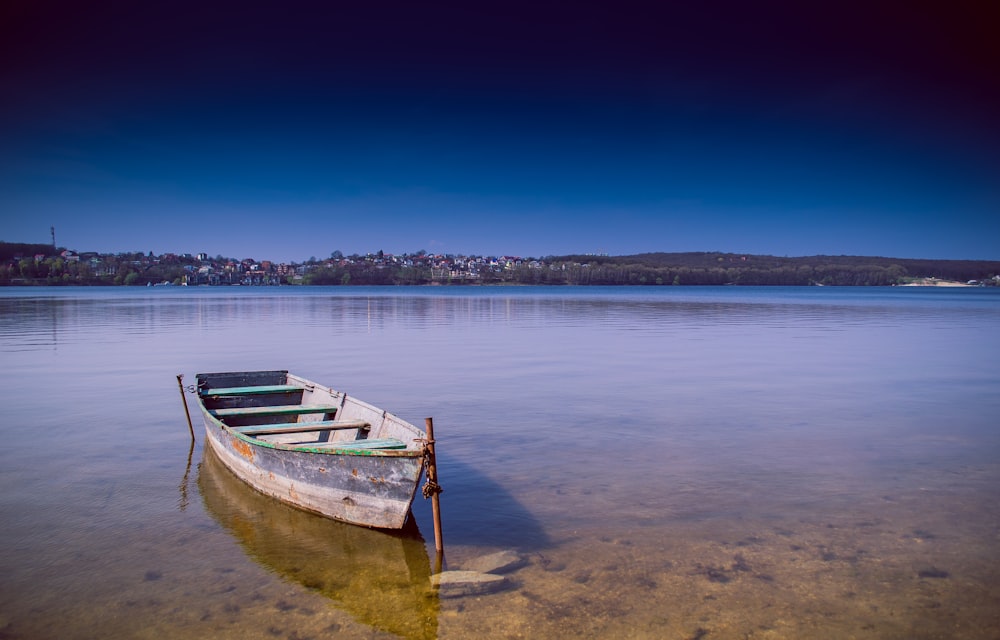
left=4, top=243, right=998, bottom=287
left=1, top=280, right=992, bottom=288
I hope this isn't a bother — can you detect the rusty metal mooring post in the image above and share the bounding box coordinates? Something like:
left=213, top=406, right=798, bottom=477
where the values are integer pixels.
left=177, top=374, right=195, bottom=442
left=424, top=417, right=445, bottom=561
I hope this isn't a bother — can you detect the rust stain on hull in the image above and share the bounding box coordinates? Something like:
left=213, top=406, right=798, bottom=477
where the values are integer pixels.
left=232, top=438, right=255, bottom=462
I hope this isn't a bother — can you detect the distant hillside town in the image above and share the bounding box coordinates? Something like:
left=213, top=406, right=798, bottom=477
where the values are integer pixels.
left=0, top=244, right=551, bottom=286
left=1, top=241, right=999, bottom=287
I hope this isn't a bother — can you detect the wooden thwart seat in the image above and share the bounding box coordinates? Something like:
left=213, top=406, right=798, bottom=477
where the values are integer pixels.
left=232, top=420, right=370, bottom=436
left=201, top=384, right=303, bottom=397
left=211, top=404, right=340, bottom=418
left=292, top=438, right=407, bottom=451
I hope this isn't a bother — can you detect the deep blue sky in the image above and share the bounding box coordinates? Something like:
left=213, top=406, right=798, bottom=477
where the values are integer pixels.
left=2, top=1, right=998, bottom=262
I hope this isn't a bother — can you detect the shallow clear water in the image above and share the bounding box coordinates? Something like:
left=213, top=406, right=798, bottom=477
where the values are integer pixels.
left=1, top=286, right=998, bottom=639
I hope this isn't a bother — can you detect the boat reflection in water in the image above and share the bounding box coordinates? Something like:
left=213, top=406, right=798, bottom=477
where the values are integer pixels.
left=198, top=445, right=439, bottom=639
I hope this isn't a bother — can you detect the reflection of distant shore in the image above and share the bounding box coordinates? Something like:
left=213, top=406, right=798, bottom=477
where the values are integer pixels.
left=900, top=278, right=973, bottom=287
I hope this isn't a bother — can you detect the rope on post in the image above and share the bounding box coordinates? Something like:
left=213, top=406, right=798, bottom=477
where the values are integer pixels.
left=421, top=443, right=443, bottom=499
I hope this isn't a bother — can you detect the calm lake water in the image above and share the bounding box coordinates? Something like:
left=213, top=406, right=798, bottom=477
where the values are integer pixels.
left=1, top=286, right=998, bottom=639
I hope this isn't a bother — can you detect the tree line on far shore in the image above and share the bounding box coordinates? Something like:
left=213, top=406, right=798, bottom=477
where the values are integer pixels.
left=2, top=242, right=998, bottom=286
left=229, top=252, right=1000, bottom=287
left=526, top=253, right=1000, bottom=286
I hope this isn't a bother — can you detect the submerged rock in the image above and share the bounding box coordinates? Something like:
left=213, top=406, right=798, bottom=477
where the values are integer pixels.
left=917, top=567, right=950, bottom=579
left=430, top=570, right=507, bottom=598
left=461, top=550, right=524, bottom=574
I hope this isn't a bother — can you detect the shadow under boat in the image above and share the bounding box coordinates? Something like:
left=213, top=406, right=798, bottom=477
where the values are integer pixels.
left=197, top=445, right=438, bottom=640
left=410, top=454, right=554, bottom=552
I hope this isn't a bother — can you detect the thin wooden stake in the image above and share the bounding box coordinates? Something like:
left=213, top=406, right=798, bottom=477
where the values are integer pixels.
left=424, top=417, right=444, bottom=559
left=177, top=374, right=195, bottom=442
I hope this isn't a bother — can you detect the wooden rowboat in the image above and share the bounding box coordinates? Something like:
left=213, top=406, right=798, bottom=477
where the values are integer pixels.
left=195, top=370, right=426, bottom=529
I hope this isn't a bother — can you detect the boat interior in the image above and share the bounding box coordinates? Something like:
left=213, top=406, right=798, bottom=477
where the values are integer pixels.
left=197, top=370, right=408, bottom=452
